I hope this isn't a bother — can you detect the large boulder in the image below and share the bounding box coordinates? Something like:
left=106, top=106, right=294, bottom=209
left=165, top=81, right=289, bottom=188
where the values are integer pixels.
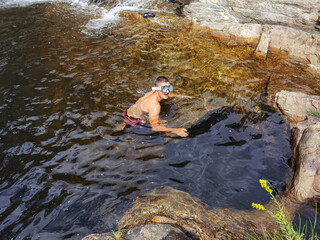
left=274, top=91, right=320, bottom=202
left=183, top=0, right=320, bottom=73
left=274, top=91, right=320, bottom=122
left=116, top=186, right=277, bottom=239
left=287, top=119, right=320, bottom=202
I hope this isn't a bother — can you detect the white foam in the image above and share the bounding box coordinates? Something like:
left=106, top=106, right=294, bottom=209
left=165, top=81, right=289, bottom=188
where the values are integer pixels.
left=0, top=0, right=53, bottom=7
left=0, top=0, right=159, bottom=34
left=0, top=0, right=94, bottom=8
left=85, top=6, right=142, bottom=30
left=84, top=0, right=156, bottom=31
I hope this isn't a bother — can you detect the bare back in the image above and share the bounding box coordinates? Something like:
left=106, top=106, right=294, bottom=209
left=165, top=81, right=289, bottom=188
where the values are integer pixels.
left=127, top=91, right=159, bottom=120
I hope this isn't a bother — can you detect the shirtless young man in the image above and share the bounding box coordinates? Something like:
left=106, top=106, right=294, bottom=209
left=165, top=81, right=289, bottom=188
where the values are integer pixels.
left=121, top=76, right=189, bottom=137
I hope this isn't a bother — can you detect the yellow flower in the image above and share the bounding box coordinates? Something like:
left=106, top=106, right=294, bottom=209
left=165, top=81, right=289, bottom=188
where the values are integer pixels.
left=259, top=179, right=274, bottom=195
left=259, top=179, right=267, bottom=188
left=265, top=186, right=273, bottom=195
left=275, top=213, right=283, bottom=220
left=252, top=202, right=265, bottom=211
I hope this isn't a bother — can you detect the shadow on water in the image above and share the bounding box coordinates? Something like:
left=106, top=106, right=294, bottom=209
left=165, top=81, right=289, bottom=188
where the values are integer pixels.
left=0, top=1, right=319, bottom=240
left=163, top=103, right=292, bottom=208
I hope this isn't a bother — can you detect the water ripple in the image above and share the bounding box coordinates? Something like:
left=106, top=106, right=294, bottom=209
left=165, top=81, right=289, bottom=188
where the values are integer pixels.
left=0, top=2, right=318, bottom=239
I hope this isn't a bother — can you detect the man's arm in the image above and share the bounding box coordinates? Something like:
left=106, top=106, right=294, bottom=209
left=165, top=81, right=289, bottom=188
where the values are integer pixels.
left=148, top=103, right=188, bottom=137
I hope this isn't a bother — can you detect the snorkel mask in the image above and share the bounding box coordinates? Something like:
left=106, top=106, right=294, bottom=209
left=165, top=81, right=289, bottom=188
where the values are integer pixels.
left=152, top=84, right=174, bottom=93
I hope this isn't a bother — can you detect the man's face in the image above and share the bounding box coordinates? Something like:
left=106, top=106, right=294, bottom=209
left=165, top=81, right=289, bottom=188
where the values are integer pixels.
left=157, top=81, right=171, bottom=100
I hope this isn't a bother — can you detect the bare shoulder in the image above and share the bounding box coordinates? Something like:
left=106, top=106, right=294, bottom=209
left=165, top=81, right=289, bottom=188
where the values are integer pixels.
left=141, top=93, right=160, bottom=114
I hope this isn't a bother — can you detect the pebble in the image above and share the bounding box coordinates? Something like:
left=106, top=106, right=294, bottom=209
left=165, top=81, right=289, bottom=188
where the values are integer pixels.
left=142, top=13, right=155, bottom=18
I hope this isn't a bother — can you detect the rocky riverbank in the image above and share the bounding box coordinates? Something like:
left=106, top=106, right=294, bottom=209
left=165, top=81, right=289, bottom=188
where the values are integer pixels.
left=274, top=91, right=320, bottom=202
left=183, top=0, right=320, bottom=75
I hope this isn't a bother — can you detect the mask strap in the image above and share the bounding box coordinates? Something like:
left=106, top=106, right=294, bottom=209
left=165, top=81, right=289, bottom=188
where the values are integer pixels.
left=152, top=87, right=161, bottom=91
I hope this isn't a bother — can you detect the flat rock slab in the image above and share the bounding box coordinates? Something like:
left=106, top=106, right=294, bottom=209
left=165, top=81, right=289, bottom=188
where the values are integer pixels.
left=126, top=223, right=191, bottom=240
left=82, top=224, right=191, bottom=240
left=82, top=232, right=116, bottom=240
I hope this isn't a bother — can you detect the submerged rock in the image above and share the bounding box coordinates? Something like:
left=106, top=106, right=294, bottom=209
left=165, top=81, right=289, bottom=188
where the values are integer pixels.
left=142, top=13, right=156, bottom=18
left=183, top=0, right=320, bottom=73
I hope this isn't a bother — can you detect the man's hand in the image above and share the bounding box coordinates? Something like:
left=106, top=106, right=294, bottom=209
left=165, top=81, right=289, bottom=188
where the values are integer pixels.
left=148, top=103, right=188, bottom=137
left=174, top=128, right=189, bottom=137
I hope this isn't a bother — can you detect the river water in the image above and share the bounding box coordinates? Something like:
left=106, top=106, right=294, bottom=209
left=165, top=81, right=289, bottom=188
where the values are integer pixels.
left=0, top=0, right=319, bottom=239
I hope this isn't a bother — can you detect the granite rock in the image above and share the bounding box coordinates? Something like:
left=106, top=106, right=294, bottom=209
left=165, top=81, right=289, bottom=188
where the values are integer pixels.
left=126, top=223, right=191, bottom=240
left=274, top=91, right=320, bottom=121
left=183, top=0, right=320, bottom=73
left=288, top=119, right=320, bottom=202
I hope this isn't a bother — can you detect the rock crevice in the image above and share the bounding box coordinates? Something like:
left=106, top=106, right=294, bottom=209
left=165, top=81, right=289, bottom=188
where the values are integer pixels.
left=274, top=91, right=320, bottom=202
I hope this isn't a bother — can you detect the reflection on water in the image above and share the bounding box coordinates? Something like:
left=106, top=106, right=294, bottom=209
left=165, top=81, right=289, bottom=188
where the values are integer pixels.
left=0, top=1, right=319, bottom=239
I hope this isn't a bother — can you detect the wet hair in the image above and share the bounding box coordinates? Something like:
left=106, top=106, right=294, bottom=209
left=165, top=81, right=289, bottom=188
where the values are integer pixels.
left=155, top=76, right=170, bottom=86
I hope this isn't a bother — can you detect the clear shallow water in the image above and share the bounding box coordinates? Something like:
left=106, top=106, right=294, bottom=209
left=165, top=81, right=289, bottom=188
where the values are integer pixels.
left=0, top=1, right=319, bottom=239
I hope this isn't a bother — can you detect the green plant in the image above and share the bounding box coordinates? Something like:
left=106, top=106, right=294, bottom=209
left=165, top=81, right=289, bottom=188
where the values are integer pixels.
left=310, top=110, right=320, bottom=118
left=247, top=179, right=318, bottom=240
left=112, top=230, right=124, bottom=239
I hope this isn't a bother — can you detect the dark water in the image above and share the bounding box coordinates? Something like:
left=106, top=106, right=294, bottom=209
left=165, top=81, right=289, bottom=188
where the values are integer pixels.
left=0, top=2, right=319, bottom=239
